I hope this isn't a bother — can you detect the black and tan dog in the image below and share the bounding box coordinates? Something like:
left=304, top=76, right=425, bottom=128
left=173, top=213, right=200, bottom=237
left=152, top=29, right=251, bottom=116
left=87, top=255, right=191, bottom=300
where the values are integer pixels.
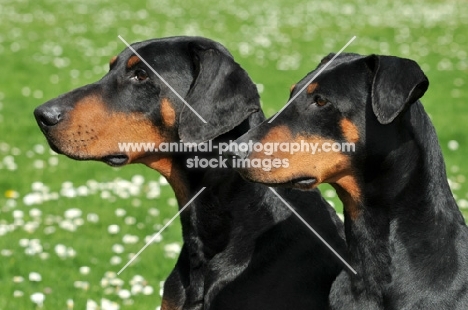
left=230, top=53, right=468, bottom=308
left=34, top=37, right=346, bottom=309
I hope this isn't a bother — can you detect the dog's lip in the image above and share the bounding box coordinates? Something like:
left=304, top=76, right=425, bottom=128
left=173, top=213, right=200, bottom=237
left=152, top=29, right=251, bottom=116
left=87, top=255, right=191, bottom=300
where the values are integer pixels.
left=241, top=175, right=317, bottom=189
left=48, top=146, right=129, bottom=167
left=101, top=154, right=129, bottom=167
left=265, top=178, right=317, bottom=190
left=291, top=177, right=317, bottom=185
left=46, top=140, right=62, bottom=155
left=43, top=139, right=129, bottom=167
left=289, top=177, right=317, bottom=189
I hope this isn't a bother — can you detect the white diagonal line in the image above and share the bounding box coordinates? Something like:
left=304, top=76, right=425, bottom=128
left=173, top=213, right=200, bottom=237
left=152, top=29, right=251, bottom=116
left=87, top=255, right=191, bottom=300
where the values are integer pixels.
left=268, top=187, right=357, bottom=275
left=117, top=187, right=206, bottom=275
left=268, top=36, right=356, bottom=123
left=118, top=35, right=207, bottom=124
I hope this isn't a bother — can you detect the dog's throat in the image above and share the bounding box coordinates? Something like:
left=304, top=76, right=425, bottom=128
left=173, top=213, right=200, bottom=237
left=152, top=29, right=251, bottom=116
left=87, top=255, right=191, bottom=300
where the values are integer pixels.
left=331, top=174, right=361, bottom=220
left=139, top=156, right=191, bottom=205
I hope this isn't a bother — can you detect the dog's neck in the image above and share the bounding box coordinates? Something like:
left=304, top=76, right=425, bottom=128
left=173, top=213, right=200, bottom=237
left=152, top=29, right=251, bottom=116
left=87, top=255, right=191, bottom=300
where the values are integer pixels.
left=142, top=116, right=269, bottom=267
left=143, top=113, right=264, bottom=206
left=342, top=101, right=463, bottom=297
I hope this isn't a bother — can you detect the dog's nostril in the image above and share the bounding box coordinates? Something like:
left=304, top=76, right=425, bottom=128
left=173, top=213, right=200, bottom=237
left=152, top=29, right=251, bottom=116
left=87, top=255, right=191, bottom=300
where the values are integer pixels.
left=34, top=106, right=63, bottom=127
left=41, top=111, right=61, bottom=126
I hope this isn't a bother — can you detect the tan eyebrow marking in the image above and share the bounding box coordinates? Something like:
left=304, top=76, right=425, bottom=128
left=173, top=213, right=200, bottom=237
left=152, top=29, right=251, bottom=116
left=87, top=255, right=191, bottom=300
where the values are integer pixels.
left=290, top=84, right=296, bottom=93
left=109, top=56, right=118, bottom=67
left=126, top=55, right=141, bottom=68
left=307, top=82, right=318, bottom=94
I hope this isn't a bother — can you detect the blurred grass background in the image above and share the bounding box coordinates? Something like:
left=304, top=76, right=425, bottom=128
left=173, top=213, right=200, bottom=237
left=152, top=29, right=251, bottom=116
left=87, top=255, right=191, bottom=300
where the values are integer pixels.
left=1, top=0, right=467, bottom=308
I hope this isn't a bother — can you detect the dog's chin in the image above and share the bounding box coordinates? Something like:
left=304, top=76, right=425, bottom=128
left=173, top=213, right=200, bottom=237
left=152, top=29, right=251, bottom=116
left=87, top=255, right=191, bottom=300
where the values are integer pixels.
left=45, top=139, right=130, bottom=167
left=66, top=153, right=129, bottom=167
left=50, top=148, right=129, bottom=167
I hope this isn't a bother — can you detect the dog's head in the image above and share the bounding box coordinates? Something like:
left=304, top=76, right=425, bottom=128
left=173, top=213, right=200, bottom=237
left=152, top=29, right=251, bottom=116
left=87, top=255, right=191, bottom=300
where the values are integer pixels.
left=230, top=53, right=428, bottom=216
left=34, top=36, right=262, bottom=169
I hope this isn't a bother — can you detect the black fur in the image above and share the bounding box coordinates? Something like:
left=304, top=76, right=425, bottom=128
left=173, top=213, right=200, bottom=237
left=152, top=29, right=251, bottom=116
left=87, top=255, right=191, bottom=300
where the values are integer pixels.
left=232, top=53, right=468, bottom=309
left=34, top=36, right=346, bottom=309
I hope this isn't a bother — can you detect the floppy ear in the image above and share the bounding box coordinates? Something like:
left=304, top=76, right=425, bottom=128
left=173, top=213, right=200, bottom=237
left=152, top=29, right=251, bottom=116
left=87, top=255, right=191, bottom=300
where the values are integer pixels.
left=318, top=53, right=335, bottom=66
left=178, top=44, right=260, bottom=143
left=366, top=55, right=429, bottom=124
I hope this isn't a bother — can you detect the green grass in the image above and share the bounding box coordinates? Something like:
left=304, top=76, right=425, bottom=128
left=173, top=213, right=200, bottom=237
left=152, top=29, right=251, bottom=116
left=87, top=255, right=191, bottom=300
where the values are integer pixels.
left=1, top=0, right=468, bottom=308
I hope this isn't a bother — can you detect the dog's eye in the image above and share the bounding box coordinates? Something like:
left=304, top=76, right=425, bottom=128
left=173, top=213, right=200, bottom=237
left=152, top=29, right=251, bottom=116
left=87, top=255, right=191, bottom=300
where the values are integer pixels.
left=133, top=69, right=148, bottom=81
left=313, top=96, right=328, bottom=107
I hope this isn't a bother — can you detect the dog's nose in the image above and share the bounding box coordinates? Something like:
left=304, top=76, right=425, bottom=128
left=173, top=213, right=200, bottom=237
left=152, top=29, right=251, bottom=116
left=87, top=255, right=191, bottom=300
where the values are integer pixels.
left=34, top=104, right=63, bottom=127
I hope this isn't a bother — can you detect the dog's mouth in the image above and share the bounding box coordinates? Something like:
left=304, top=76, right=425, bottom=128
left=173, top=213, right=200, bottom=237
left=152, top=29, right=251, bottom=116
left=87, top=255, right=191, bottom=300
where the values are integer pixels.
left=64, top=153, right=129, bottom=167
left=101, top=154, right=129, bottom=167
left=45, top=139, right=62, bottom=155
left=242, top=174, right=318, bottom=190
left=48, top=145, right=130, bottom=167
left=290, top=177, right=317, bottom=189
left=43, top=136, right=130, bottom=167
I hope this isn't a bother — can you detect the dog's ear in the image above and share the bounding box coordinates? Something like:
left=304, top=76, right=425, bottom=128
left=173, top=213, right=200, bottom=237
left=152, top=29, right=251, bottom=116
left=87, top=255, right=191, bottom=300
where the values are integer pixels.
left=365, top=55, right=429, bottom=124
left=178, top=44, right=260, bottom=143
left=318, top=53, right=336, bottom=67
